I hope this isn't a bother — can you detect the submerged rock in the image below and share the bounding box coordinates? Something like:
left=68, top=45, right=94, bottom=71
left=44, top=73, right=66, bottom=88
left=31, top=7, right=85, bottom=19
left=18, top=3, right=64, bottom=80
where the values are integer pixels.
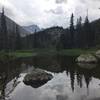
left=23, top=68, right=53, bottom=88
left=76, top=54, right=98, bottom=63
left=77, top=63, right=97, bottom=69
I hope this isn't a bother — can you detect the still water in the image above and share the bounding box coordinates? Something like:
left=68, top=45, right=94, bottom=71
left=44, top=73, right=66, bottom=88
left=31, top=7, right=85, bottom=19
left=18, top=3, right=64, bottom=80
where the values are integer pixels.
left=0, top=55, right=100, bottom=100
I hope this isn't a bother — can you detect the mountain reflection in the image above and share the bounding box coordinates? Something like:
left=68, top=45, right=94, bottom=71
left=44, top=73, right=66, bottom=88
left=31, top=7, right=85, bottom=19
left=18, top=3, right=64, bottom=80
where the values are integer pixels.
left=0, top=61, right=24, bottom=99
left=0, top=55, right=100, bottom=99
left=29, top=55, right=99, bottom=92
left=66, top=66, right=92, bottom=92
left=56, top=94, right=68, bottom=100
left=65, top=62, right=94, bottom=92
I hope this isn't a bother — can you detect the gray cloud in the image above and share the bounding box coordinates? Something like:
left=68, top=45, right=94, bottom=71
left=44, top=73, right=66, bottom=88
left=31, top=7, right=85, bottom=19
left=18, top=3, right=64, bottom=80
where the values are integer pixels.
left=0, top=0, right=100, bottom=28
left=74, top=0, right=100, bottom=21
left=56, top=0, right=67, bottom=4
left=45, top=6, right=64, bottom=14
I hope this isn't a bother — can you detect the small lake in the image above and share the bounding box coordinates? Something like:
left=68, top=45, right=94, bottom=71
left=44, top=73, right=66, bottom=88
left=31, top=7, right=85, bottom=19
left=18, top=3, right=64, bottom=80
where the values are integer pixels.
left=0, top=55, right=100, bottom=100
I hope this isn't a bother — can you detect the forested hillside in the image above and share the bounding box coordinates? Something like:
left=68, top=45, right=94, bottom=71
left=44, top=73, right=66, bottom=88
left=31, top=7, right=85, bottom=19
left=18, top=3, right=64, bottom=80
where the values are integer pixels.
left=0, top=9, right=29, bottom=51
left=0, top=9, right=100, bottom=51
left=91, top=19, right=100, bottom=46
left=22, top=27, right=65, bottom=49
left=23, top=14, right=100, bottom=50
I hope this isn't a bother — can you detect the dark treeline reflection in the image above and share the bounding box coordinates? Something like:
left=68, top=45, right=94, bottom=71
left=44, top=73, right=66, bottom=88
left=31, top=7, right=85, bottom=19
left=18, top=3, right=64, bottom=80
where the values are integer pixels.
left=20, top=55, right=100, bottom=91
left=0, top=55, right=100, bottom=99
left=0, top=60, right=29, bottom=99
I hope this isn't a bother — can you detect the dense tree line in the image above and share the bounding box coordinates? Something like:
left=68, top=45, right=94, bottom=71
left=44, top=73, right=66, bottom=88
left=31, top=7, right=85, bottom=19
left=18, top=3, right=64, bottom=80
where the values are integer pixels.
left=0, top=8, right=22, bottom=51
left=0, top=8, right=8, bottom=50
left=24, top=13, right=97, bottom=49
left=22, top=27, right=63, bottom=49
left=0, top=8, right=100, bottom=50
left=58, top=13, right=95, bottom=49
left=22, top=13, right=97, bottom=49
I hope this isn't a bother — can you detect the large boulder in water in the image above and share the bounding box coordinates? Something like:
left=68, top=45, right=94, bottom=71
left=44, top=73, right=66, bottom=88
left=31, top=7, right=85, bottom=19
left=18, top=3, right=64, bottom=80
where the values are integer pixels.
left=23, top=68, right=53, bottom=88
left=77, top=63, right=97, bottom=69
left=96, top=50, right=100, bottom=59
left=76, top=54, right=98, bottom=63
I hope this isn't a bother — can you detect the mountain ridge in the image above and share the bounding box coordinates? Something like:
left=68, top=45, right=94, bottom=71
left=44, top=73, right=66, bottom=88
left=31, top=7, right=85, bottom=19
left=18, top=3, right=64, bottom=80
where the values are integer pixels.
left=23, top=24, right=41, bottom=34
left=0, top=13, right=30, bottom=37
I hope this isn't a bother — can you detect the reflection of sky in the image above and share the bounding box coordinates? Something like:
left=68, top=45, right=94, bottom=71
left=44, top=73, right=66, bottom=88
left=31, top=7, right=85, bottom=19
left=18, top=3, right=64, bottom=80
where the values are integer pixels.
left=7, top=71, right=100, bottom=100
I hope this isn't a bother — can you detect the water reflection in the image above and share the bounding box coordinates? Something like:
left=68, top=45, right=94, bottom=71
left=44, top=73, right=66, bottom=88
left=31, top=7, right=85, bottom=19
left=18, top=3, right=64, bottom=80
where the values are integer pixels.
left=0, top=61, right=27, bottom=99
left=56, top=94, right=68, bottom=100
left=0, top=55, right=100, bottom=100
left=77, top=63, right=97, bottom=69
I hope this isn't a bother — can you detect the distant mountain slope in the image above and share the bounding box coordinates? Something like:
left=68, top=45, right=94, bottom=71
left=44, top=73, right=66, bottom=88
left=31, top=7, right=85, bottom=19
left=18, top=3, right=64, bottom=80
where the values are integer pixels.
left=23, top=26, right=65, bottom=49
left=91, top=19, right=100, bottom=32
left=0, top=13, right=30, bottom=37
left=23, top=18, right=100, bottom=49
left=91, top=19, right=100, bottom=45
left=23, top=25, right=41, bottom=34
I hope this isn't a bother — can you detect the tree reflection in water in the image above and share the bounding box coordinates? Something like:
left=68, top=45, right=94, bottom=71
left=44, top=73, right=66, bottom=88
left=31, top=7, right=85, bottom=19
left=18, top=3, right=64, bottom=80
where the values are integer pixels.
left=0, top=61, right=23, bottom=100
left=56, top=94, right=68, bottom=100
left=0, top=72, right=7, bottom=100
left=0, top=55, right=100, bottom=99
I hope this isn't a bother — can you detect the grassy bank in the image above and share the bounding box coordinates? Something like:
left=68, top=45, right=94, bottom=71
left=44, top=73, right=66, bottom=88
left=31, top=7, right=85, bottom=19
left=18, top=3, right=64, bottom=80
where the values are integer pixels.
left=0, top=51, right=16, bottom=62
left=8, top=48, right=98, bottom=58
left=58, top=48, right=97, bottom=56
left=0, top=48, right=98, bottom=62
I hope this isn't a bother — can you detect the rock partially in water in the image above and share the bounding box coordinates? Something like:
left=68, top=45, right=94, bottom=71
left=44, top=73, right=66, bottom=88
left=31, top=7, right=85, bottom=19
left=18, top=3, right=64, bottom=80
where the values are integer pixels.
left=77, top=63, right=97, bottom=69
left=23, top=68, right=53, bottom=88
left=96, top=50, right=100, bottom=59
left=76, top=54, right=98, bottom=63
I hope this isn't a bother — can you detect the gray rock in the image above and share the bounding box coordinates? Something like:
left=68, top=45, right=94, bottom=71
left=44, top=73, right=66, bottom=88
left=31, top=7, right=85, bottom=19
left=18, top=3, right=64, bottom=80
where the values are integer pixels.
left=77, top=63, right=97, bottom=69
left=76, top=54, right=98, bottom=63
left=96, top=50, right=100, bottom=58
left=23, top=68, right=53, bottom=88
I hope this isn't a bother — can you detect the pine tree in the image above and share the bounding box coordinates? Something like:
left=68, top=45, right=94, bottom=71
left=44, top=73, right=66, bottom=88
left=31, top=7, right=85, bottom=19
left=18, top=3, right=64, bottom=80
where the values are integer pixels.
left=76, top=17, right=83, bottom=48
left=15, top=25, right=22, bottom=50
left=70, top=13, right=75, bottom=48
left=0, top=8, right=8, bottom=50
left=83, top=15, right=94, bottom=47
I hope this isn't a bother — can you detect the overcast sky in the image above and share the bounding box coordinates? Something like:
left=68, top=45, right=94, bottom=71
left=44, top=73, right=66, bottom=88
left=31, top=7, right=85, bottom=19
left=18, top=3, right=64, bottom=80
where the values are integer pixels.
left=0, top=0, right=100, bottom=28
